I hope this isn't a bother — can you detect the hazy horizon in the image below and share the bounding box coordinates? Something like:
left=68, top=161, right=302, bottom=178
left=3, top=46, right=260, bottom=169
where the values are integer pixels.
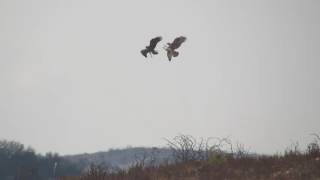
left=1, top=0, right=320, bottom=155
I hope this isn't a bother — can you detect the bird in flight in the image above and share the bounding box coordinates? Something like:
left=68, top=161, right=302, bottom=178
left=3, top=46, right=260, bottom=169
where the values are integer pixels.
left=165, top=36, right=187, bottom=61
left=141, top=36, right=163, bottom=58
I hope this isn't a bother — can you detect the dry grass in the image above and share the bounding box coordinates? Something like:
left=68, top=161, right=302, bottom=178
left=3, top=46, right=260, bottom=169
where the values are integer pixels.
left=60, top=157, right=320, bottom=179
left=59, top=143, right=320, bottom=180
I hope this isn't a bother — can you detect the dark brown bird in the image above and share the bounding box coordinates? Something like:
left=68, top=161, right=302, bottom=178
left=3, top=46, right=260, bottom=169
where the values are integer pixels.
left=165, top=36, right=187, bottom=61
left=141, top=36, right=162, bottom=58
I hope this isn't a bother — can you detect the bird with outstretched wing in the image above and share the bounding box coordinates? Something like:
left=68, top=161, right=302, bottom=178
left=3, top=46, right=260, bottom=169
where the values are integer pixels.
left=165, top=36, right=187, bottom=61
left=141, top=36, right=162, bottom=58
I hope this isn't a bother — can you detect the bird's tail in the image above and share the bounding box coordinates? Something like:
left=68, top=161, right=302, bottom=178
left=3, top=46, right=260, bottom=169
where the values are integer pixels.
left=140, top=49, right=148, bottom=57
left=167, top=50, right=173, bottom=61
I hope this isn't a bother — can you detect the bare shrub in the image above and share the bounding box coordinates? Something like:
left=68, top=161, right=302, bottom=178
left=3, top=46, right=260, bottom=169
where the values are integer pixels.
left=133, top=147, right=164, bottom=168
left=232, top=142, right=250, bottom=159
left=307, top=133, right=320, bottom=157
left=284, top=141, right=301, bottom=157
left=80, top=164, right=108, bottom=180
left=164, top=134, right=234, bottom=163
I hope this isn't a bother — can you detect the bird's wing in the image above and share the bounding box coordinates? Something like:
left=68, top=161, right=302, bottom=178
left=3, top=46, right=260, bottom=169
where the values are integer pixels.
left=149, top=36, right=162, bottom=50
left=170, top=36, right=187, bottom=50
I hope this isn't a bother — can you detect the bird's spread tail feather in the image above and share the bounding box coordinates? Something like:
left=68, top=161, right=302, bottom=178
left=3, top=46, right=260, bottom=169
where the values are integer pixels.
left=141, top=49, right=148, bottom=57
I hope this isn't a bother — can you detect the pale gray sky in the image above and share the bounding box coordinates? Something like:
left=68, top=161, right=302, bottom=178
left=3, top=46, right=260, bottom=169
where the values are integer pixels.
left=1, top=0, right=320, bottom=155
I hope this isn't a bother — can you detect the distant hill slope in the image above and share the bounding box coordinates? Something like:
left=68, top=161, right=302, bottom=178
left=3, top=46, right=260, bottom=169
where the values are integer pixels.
left=63, top=147, right=173, bottom=171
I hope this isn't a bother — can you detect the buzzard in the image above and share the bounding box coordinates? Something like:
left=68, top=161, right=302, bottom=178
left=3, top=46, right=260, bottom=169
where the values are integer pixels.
left=141, top=36, right=163, bottom=58
left=165, top=36, right=187, bottom=61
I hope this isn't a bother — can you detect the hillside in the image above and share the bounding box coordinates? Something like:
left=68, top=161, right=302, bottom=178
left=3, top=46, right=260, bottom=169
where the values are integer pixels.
left=63, top=147, right=173, bottom=171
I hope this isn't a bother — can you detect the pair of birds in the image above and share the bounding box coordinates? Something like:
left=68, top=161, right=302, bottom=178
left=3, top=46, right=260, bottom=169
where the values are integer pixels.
left=141, top=36, right=187, bottom=61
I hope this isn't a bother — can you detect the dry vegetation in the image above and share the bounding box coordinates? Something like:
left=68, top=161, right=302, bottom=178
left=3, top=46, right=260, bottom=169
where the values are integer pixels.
left=60, top=134, right=320, bottom=180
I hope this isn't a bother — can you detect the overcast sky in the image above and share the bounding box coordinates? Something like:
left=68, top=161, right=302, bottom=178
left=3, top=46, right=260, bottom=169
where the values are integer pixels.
left=1, top=0, right=320, bottom=155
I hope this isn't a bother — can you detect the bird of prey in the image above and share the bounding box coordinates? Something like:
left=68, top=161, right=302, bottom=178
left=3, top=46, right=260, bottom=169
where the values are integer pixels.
left=165, top=36, right=187, bottom=61
left=141, top=36, right=163, bottom=58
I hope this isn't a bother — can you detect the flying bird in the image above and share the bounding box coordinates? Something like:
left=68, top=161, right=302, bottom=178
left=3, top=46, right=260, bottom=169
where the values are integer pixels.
left=165, top=36, right=187, bottom=61
left=141, top=36, right=163, bottom=58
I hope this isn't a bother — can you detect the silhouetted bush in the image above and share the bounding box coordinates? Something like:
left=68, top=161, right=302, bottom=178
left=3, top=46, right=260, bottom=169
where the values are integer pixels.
left=0, top=139, right=81, bottom=180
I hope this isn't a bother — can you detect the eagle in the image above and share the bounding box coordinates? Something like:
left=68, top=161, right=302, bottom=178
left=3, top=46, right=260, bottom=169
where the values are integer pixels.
left=165, top=36, right=187, bottom=61
left=141, top=36, right=163, bottom=58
